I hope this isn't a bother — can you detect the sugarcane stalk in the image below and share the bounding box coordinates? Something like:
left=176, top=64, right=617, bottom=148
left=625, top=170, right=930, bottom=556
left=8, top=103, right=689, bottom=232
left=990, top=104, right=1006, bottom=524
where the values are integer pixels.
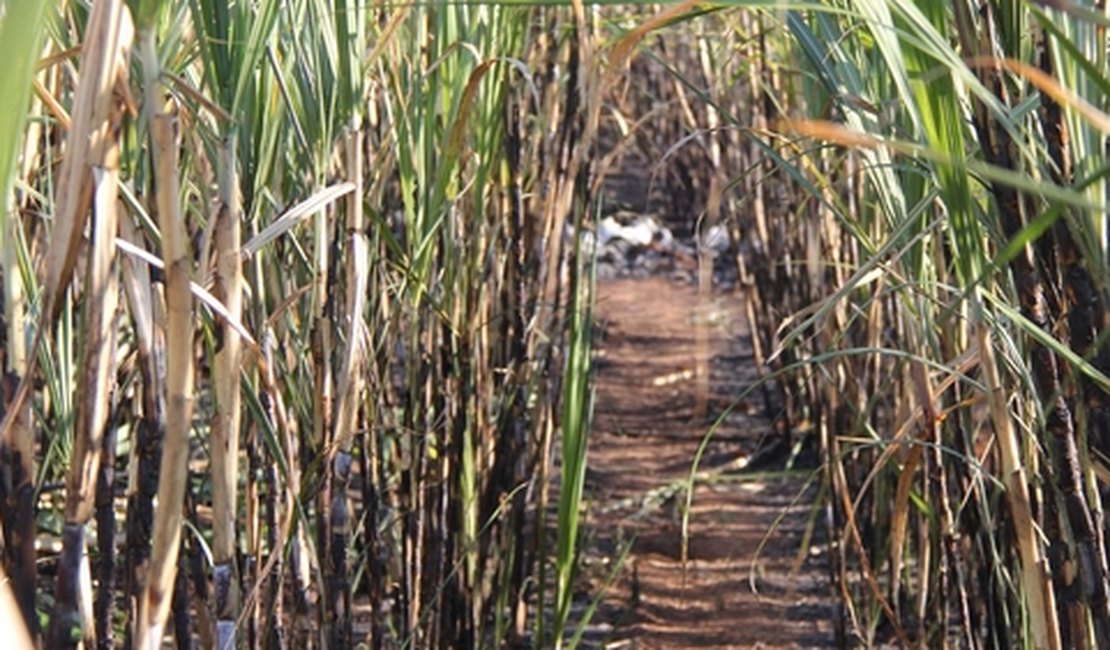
left=43, top=0, right=132, bottom=621
left=1038, top=30, right=1110, bottom=508
left=970, top=39, right=1110, bottom=643
left=1037, top=35, right=1110, bottom=640
left=135, top=25, right=196, bottom=648
left=94, top=398, right=119, bottom=650
left=46, top=161, right=121, bottom=648
left=119, top=211, right=166, bottom=649
left=328, top=122, right=367, bottom=648
left=309, top=164, right=334, bottom=643
left=980, top=321, right=1061, bottom=649
left=211, top=131, right=243, bottom=650
left=32, top=4, right=131, bottom=645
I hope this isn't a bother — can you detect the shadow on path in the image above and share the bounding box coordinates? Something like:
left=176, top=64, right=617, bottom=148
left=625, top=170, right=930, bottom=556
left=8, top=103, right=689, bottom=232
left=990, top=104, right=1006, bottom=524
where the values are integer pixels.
left=578, top=277, right=836, bottom=649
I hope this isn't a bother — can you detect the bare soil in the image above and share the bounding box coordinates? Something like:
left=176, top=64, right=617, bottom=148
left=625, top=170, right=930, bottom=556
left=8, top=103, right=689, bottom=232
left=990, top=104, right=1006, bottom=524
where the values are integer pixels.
left=577, top=277, right=836, bottom=649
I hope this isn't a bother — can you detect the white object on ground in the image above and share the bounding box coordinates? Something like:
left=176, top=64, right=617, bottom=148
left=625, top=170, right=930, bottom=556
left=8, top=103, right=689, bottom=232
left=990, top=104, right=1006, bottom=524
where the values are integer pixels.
left=598, top=215, right=666, bottom=247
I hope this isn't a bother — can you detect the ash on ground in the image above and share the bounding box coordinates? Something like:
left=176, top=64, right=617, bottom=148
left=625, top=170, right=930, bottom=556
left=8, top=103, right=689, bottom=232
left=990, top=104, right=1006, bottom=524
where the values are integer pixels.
left=568, top=212, right=739, bottom=287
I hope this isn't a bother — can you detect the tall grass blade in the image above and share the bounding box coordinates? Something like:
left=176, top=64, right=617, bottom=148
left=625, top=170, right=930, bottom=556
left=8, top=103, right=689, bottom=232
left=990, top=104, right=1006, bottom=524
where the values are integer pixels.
left=553, top=226, right=594, bottom=648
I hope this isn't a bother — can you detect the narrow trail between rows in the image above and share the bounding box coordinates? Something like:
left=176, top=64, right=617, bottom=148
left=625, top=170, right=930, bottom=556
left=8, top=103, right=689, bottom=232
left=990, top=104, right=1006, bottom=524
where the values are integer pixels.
left=580, top=277, right=836, bottom=649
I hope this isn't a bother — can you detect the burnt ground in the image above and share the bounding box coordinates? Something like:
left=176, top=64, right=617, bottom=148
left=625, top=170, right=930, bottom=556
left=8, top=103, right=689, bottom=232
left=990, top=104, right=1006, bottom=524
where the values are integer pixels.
left=574, top=277, right=836, bottom=649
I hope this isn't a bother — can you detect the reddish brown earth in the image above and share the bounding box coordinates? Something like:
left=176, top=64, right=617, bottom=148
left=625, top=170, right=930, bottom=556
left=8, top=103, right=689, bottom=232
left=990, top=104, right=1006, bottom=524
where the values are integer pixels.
left=576, top=277, right=836, bottom=649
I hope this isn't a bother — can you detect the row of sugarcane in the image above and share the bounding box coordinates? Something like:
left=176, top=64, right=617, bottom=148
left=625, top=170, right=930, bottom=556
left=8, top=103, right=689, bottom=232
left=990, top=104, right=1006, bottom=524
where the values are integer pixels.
left=719, top=2, right=1110, bottom=648
left=0, top=1, right=619, bottom=648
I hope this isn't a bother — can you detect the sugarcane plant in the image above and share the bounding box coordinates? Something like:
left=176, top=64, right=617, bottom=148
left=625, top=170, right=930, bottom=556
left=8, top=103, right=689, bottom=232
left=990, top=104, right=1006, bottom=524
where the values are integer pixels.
left=0, top=0, right=624, bottom=647
left=736, top=1, right=1110, bottom=647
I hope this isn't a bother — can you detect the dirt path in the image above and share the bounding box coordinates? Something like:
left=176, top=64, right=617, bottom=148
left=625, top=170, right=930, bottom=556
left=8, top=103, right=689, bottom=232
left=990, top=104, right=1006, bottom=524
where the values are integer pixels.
left=579, top=277, right=835, bottom=649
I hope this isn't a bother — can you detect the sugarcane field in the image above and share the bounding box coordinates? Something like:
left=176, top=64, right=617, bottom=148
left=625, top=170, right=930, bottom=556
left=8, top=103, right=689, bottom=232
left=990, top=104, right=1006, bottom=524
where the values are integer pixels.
left=1, top=1, right=1110, bottom=649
